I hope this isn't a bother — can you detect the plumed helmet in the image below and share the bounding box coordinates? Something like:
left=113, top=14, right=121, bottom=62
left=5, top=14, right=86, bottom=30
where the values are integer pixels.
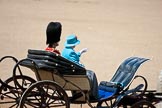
left=46, top=22, right=62, bottom=45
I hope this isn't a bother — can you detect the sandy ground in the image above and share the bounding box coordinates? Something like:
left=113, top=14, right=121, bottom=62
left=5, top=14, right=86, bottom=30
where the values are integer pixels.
left=0, top=0, right=162, bottom=107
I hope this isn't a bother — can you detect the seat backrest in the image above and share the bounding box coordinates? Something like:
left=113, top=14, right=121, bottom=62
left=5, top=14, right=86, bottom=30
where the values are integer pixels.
left=110, top=57, right=149, bottom=88
left=27, top=49, right=86, bottom=75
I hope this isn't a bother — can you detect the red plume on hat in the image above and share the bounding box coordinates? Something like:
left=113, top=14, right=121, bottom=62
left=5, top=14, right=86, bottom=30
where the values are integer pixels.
left=46, top=22, right=62, bottom=45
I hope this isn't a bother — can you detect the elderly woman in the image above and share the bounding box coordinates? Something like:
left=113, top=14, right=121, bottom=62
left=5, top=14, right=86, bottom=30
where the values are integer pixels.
left=61, top=34, right=87, bottom=67
left=61, top=34, right=99, bottom=99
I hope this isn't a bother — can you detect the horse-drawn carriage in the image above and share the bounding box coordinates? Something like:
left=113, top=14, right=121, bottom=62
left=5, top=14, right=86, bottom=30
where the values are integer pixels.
left=0, top=49, right=162, bottom=108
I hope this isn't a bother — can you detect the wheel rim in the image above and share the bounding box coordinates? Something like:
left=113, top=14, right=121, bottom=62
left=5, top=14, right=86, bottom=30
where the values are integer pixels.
left=0, top=75, right=36, bottom=108
left=19, top=81, right=70, bottom=108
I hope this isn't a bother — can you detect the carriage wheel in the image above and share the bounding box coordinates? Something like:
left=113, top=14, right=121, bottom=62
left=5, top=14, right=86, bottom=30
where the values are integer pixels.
left=19, top=80, right=70, bottom=108
left=0, top=75, right=36, bottom=107
left=131, top=100, right=155, bottom=108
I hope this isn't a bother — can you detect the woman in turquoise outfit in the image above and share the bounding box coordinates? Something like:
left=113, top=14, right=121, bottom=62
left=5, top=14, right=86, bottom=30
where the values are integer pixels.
left=61, top=34, right=87, bottom=67
left=61, top=34, right=99, bottom=99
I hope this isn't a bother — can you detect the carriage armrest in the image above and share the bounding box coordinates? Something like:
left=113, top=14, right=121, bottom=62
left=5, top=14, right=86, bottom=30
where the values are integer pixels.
left=99, top=81, right=123, bottom=93
left=100, top=81, right=123, bottom=88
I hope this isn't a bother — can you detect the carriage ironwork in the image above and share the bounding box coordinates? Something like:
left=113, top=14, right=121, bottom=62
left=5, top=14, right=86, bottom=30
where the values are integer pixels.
left=0, top=49, right=161, bottom=108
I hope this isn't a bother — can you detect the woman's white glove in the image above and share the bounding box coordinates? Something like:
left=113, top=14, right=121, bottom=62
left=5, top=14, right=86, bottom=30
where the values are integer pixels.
left=79, top=48, right=88, bottom=55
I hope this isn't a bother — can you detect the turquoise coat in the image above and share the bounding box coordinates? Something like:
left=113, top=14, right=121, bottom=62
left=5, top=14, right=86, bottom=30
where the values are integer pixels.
left=61, top=47, right=84, bottom=67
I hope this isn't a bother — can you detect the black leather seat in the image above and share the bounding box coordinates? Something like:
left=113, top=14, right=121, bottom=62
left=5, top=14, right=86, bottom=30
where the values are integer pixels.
left=21, top=49, right=86, bottom=75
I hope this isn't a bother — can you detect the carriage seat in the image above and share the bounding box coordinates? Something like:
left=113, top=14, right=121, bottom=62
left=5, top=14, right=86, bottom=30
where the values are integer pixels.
left=21, top=49, right=86, bottom=75
left=20, top=49, right=91, bottom=102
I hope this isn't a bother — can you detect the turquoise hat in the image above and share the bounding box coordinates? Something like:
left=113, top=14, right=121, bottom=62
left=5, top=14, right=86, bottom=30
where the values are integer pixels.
left=64, top=34, right=80, bottom=47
